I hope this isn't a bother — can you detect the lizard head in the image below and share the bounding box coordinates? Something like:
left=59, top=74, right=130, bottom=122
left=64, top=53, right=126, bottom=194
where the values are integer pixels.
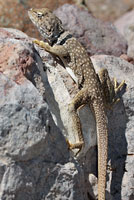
left=28, top=8, right=64, bottom=45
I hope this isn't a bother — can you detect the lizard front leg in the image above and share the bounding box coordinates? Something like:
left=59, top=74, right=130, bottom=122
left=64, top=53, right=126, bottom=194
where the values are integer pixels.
left=34, top=39, right=69, bottom=57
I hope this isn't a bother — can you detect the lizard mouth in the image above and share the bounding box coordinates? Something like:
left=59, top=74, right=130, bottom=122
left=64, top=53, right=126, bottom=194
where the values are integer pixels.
left=28, top=9, right=37, bottom=26
left=28, top=9, right=40, bottom=24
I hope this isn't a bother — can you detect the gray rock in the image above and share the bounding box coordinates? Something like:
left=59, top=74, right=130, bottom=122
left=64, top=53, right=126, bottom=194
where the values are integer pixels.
left=0, top=28, right=86, bottom=200
left=124, top=24, right=134, bottom=59
left=114, top=10, right=134, bottom=59
left=114, top=10, right=134, bottom=36
left=54, top=4, right=127, bottom=56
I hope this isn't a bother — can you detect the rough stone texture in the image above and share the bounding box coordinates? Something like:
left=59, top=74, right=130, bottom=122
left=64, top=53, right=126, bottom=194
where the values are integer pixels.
left=114, top=10, right=134, bottom=36
left=84, top=0, right=134, bottom=21
left=115, top=10, right=134, bottom=59
left=54, top=4, right=127, bottom=56
left=0, top=28, right=86, bottom=200
left=120, top=54, right=134, bottom=65
left=125, top=24, right=134, bottom=59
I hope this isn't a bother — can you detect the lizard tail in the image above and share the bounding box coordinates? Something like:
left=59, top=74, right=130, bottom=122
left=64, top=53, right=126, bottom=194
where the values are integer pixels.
left=92, top=100, right=108, bottom=200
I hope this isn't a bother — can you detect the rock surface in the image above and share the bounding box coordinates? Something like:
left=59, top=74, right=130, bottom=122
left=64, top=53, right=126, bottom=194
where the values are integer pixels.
left=84, top=0, right=134, bottom=21
left=0, top=28, right=86, bottom=200
left=54, top=4, right=127, bottom=56
left=115, top=10, right=134, bottom=59
left=114, top=10, right=134, bottom=36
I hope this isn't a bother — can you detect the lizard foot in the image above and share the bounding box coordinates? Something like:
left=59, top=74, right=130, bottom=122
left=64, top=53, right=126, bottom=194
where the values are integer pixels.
left=66, top=139, right=84, bottom=155
left=33, top=39, right=50, bottom=51
left=114, top=78, right=125, bottom=94
left=98, top=68, right=126, bottom=109
left=66, top=138, right=84, bottom=150
left=110, top=79, right=126, bottom=107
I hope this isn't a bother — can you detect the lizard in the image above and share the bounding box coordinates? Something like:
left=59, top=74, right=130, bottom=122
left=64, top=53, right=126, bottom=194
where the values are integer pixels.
left=28, top=8, right=125, bottom=200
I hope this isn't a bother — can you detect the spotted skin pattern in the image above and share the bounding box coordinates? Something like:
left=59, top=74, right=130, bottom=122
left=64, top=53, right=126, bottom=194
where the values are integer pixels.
left=28, top=8, right=125, bottom=200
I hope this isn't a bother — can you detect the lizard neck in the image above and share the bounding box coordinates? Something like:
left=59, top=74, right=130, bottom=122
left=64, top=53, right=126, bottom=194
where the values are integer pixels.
left=50, top=30, right=64, bottom=46
left=51, top=31, right=72, bottom=46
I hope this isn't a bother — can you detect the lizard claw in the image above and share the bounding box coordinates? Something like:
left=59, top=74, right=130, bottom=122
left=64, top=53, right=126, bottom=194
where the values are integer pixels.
left=66, top=138, right=84, bottom=150
left=33, top=39, right=42, bottom=45
left=66, top=138, right=84, bottom=156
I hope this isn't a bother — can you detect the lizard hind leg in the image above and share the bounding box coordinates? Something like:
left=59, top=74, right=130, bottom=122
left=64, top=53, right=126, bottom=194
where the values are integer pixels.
left=67, top=88, right=89, bottom=151
left=98, top=68, right=125, bottom=109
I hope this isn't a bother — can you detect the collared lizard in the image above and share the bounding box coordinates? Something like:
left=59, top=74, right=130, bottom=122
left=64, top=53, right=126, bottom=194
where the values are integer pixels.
left=28, top=8, right=125, bottom=200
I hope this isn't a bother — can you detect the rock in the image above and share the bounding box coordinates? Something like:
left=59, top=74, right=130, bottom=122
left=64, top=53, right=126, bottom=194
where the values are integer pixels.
left=124, top=24, right=134, bottom=59
left=114, top=10, right=134, bottom=59
left=88, top=174, right=98, bottom=199
left=120, top=54, right=134, bottom=65
left=54, top=4, right=127, bottom=56
left=114, top=10, right=134, bottom=36
left=84, top=0, right=134, bottom=21
left=0, top=28, right=86, bottom=200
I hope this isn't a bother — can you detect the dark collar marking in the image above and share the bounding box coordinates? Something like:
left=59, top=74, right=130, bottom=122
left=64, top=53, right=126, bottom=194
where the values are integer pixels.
left=51, top=30, right=64, bottom=46
left=59, top=34, right=73, bottom=45
left=51, top=33, right=73, bottom=46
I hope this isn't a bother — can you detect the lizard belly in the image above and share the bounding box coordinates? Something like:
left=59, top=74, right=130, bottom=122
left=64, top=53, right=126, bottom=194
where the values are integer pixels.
left=66, top=67, right=78, bottom=84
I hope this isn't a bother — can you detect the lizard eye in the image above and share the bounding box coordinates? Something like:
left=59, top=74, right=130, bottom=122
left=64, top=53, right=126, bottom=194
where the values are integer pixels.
left=37, top=12, right=44, bottom=18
